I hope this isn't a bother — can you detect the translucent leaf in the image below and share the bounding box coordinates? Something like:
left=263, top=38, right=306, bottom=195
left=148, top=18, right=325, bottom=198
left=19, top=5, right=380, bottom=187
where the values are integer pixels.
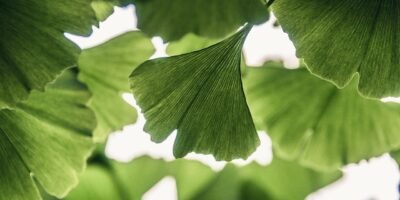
left=244, top=63, right=400, bottom=170
left=0, top=70, right=95, bottom=199
left=78, top=31, right=155, bottom=142
left=0, top=0, right=97, bottom=108
left=130, top=26, right=259, bottom=161
left=273, top=0, right=400, bottom=98
left=131, top=0, right=269, bottom=41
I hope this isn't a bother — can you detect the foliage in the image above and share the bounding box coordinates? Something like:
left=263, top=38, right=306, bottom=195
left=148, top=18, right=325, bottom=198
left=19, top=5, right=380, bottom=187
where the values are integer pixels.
left=2, top=0, right=400, bottom=199
left=62, top=154, right=340, bottom=200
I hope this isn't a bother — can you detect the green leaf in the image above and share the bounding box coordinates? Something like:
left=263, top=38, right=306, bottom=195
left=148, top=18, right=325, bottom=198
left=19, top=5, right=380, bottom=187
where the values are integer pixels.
left=130, top=26, right=259, bottom=161
left=65, top=155, right=339, bottom=200
left=91, top=0, right=119, bottom=21
left=66, top=165, right=122, bottom=200
left=192, top=158, right=341, bottom=200
left=65, top=156, right=215, bottom=200
left=0, top=70, right=95, bottom=199
left=0, top=0, right=97, bottom=109
left=131, top=0, right=269, bottom=41
left=167, top=34, right=220, bottom=56
left=244, top=63, right=400, bottom=170
left=272, top=0, right=400, bottom=98
left=78, top=31, right=155, bottom=142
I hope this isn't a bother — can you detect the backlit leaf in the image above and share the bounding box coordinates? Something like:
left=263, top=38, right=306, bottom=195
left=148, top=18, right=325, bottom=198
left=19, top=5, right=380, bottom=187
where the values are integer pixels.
left=273, top=0, right=400, bottom=98
left=131, top=0, right=269, bottom=41
left=130, top=26, right=259, bottom=161
left=0, top=70, right=95, bottom=199
left=244, top=63, right=400, bottom=170
left=192, top=158, right=341, bottom=200
left=78, top=31, right=155, bottom=142
left=0, top=0, right=97, bottom=109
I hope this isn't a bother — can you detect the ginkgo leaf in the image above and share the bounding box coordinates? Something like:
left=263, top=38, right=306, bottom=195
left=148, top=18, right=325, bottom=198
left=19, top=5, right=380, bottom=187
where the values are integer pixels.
left=0, top=70, right=95, bottom=200
left=167, top=34, right=220, bottom=56
left=192, top=158, right=341, bottom=200
left=78, top=31, right=155, bottom=142
left=65, top=165, right=122, bottom=200
left=128, top=0, right=269, bottom=41
left=91, top=0, right=119, bottom=21
left=244, top=63, right=400, bottom=170
left=0, top=0, right=97, bottom=109
left=272, top=0, right=400, bottom=98
left=130, top=26, right=259, bottom=161
left=64, top=156, right=215, bottom=200
left=64, top=155, right=340, bottom=200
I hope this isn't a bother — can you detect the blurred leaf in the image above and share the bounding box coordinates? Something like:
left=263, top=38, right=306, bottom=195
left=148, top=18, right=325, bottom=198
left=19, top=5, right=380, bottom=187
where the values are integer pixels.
left=131, top=0, right=269, bottom=41
left=273, top=0, right=400, bottom=98
left=78, top=31, right=155, bottom=142
left=0, top=70, right=95, bottom=199
left=65, top=156, right=340, bottom=200
left=193, top=158, right=341, bottom=200
left=130, top=27, right=259, bottom=161
left=0, top=0, right=97, bottom=109
left=66, top=156, right=215, bottom=200
left=91, top=0, right=119, bottom=21
left=66, top=165, right=122, bottom=200
left=167, top=34, right=220, bottom=56
left=244, top=63, right=400, bottom=170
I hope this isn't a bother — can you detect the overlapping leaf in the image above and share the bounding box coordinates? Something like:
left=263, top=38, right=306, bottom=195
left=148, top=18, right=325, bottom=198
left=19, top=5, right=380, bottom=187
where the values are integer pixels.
left=64, top=156, right=340, bottom=200
left=78, top=31, right=155, bottom=142
left=0, top=0, right=97, bottom=109
left=244, top=63, right=400, bottom=170
left=272, top=0, right=400, bottom=98
left=192, top=158, right=341, bottom=200
left=130, top=27, right=259, bottom=160
left=0, top=70, right=96, bottom=200
left=129, top=0, right=269, bottom=41
left=167, top=34, right=220, bottom=56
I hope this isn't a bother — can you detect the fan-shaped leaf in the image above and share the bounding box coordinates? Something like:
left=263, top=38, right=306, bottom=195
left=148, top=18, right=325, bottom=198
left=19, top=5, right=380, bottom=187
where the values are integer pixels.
left=244, top=63, right=400, bottom=170
left=130, top=0, right=269, bottom=41
left=130, top=26, right=259, bottom=161
left=0, top=70, right=95, bottom=199
left=65, top=156, right=340, bottom=200
left=273, top=0, right=400, bottom=98
left=78, top=31, right=155, bottom=142
left=192, top=158, right=341, bottom=200
left=0, top=0, right=97, bottom=109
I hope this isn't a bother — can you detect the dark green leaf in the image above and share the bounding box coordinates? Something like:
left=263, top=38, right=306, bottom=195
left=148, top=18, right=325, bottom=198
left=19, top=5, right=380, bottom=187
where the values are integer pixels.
left=78, top=31, right=155, bottom=142
left=273, top=0, right=400, bottom=98
left=0, top=70, right=95, bottom=199
left=244, top=63, right=400, bottom=170
left=0, top=0, right=97, bottom=109
left=130, top=27, right=259, bottom=161
left=131, top=0, right=269, bottom=41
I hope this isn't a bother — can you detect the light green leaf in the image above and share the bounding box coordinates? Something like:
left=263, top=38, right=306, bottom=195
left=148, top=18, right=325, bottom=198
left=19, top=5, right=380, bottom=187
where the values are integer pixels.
left=167, top=34, right=220, bottom=56
left=65, top=156, right=215, bottom=200
left=91, top=0, right=119, bottom=21
left=0, top=70, right=95, bottom=199
left=244, top=63, right=400, bottom=170
left=65, top=155, right=339, bottom=200
left=131, top=0, right=269, bottom=41
left=0, top=0, right=97, bottom=109
left=192, top=158, right=341, bottom=200
left=66, top=165, right=122, bottom=200
left=130, top=27, right=259, bottom=161
left=272, top=0, right=400, bottom=98
left=78, top=31, right=155, bottom=142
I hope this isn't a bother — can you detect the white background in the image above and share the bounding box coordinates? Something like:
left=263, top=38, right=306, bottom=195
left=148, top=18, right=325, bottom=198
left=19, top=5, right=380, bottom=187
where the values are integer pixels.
left=67, top=6, right=400, bottom=200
